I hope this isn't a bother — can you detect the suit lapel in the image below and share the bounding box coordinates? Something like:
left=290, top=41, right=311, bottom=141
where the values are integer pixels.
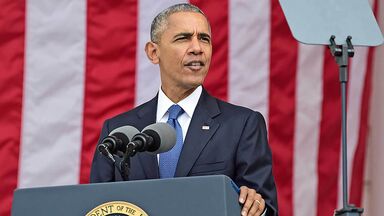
left=135, top=95, right=160, bottom=179
left=175, top=89, right=221, bottom=177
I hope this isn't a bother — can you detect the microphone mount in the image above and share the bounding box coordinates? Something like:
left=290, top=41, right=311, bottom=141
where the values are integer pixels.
left=120, top=133, right=154, bottom=181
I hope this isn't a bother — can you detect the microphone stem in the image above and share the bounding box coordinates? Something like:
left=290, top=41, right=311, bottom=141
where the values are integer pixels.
left=100, top=145, right=116, bottom=163
left=120, top=143, right=136, bottom=181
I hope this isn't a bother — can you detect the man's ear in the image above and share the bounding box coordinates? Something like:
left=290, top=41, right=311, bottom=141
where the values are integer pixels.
left=145, top=41, right=159, bottom=64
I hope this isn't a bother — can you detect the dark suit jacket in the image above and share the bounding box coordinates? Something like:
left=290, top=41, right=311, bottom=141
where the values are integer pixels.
left=90, top=88, right=278, bottom=215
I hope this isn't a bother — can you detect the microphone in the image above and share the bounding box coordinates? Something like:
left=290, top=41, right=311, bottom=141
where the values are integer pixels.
left=98, top=125, right=140, bottom=159
left=127, top=122, right=176, bottom=155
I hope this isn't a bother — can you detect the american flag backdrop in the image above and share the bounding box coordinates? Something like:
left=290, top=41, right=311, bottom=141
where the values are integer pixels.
left=0, top=0, right=382, bottom=215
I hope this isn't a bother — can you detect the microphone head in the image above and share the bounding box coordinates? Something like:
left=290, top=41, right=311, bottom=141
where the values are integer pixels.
left=142, top=122, right=176, bottom=154
left=109, top=125, right=140, bottom=152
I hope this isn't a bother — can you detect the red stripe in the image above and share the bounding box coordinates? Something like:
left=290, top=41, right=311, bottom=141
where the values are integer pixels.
left=79, top=0, right=138, bottom=183
left=190, top=0, right=229, bottom=101
left=269, top=2, right=298, bottom=216
left=0, top=0, right=25, bottom=215
left=349, top=0, right=378, bottom=205
left=317, top=50, right=342, bottom=216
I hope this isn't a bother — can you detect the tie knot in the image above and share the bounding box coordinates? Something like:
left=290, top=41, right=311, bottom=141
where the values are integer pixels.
left=167, top=104, right=184, bottom=120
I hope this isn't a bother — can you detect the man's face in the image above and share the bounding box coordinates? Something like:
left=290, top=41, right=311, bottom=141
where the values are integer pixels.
left=149, top=12, right=212, bottom=92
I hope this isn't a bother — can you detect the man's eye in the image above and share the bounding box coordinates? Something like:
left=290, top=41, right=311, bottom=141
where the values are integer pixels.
left=175, top=37, right=187, bottom=41
left=200, top=37, right=211, bottom=43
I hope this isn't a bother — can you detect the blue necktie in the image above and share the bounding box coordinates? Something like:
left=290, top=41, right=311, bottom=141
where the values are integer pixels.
left=159, top=104, right=184, bottom=178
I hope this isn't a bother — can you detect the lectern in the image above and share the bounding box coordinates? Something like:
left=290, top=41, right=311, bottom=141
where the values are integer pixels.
left=12, top=175, right=241, bottom=216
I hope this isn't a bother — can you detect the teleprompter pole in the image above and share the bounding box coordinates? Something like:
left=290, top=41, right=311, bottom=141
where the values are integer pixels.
left=329, top=35, right=364, bottom=216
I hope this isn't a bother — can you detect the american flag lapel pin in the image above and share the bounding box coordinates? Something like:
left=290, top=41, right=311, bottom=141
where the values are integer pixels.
left=202, top=125, right=210, bottom=130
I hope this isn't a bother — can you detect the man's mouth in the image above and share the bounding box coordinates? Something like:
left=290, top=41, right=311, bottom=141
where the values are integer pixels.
left=184, top=61, right=205, bottom=70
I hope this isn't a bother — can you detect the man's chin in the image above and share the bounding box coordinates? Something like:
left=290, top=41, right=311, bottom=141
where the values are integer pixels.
left=180, top=83, right=203, bottom=92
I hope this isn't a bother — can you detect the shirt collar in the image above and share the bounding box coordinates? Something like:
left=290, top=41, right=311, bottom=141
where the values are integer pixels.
left=156, top=86, right=202, bottom=122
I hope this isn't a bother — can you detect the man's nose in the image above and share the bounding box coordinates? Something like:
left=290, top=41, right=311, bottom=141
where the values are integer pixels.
left=188, top=37, right=203, bottom=55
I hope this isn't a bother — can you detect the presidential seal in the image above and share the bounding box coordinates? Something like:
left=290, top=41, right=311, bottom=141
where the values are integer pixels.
left=86, top=201, right=149, bottom=216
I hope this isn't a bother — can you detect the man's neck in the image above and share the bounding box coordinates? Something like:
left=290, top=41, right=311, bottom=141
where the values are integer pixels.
left=161, top=86, right=197, bottom=103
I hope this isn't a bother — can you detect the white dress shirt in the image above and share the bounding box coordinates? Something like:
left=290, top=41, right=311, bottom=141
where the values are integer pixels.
left=156, top=85, right=202, bottom=141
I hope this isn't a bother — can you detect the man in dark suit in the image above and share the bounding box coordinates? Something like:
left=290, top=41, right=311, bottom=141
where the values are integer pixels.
left=90, top=3, right=278, bottom=216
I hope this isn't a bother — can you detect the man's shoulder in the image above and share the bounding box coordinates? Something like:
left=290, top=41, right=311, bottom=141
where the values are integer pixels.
left=105, top=97, right=157, bottom=128
left=108, top=101, right=144, bottom=120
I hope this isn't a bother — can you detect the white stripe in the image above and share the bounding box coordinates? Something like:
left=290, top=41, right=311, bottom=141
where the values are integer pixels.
left=228, top=0, right=270, bottom=121
left=293, top=44, right=324, bottom=216
left=337, top=46, right=369, bottom=208
left=135, top=0, right=188, bottom=106
left=19, top=0, right=86, bottom=187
